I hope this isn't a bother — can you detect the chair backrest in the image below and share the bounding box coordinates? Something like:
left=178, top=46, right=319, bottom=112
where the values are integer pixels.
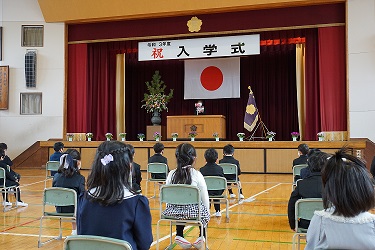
left=295, top=198, right=324, bottom=231
left=160, top=184, right=200, bottom=205
left=292, top=164, right=307, bottom=176
left=43, top=187, right=77, bottom=215
left=64, top=235, right=133, bottom=250
left=147, top=163, right=168, bottom=173
left=46, top=161, right=60, bottom=173
left=0, top=168, right=5, bottom=187
left=204, top=176, right=227, bottom=192
left=218, top=163, right=238, bottom=181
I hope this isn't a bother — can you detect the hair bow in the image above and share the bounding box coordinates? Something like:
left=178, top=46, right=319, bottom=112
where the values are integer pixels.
left=101, top=154, right=114, bottom=166
left=60, top=154, right=71, bottom=169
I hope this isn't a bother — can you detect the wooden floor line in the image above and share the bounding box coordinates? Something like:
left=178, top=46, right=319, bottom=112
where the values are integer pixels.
left=150, top=182, right=282, bottom=247
left=0, top=231, right=60, bottom=238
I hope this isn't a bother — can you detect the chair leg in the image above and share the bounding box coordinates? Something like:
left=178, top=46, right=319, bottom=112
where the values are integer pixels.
left=38, top=217, right=44, bottom=248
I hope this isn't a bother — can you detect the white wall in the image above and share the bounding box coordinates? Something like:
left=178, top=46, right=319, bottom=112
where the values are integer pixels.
left=348, top=0, right=375, bottom=142
left=0, top=0, right=64, bottom=159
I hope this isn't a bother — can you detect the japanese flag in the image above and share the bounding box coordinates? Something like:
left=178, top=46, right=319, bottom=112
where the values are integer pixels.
left=184, top=57, right=240, bottom=99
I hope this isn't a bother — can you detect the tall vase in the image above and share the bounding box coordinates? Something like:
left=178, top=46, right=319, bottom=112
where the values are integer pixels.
left=151, top=111, right=161, bottom=125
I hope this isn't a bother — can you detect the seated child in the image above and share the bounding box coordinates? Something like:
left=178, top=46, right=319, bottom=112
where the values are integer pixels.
left=219, top=144, right=244, bottom=199
left=200, top=148, right=225, bottom=217
left=49, top=142, right=65, bottom=176
left=148, top=142, right=169, bottom=179
left=128, top=144, right=142, bottom=193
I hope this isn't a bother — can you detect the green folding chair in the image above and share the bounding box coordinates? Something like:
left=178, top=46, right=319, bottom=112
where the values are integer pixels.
left=292, top=198, right=324, bottom=250
left=44, top=161, right=60, bottom=188
left=0, top=167, right=20, bottom=212
left=156, top=184, right=208, bottom=250
left=38, top=187, right=77, bottom=248
left=146, top=163, right=168, bottom=198
left=218, top=163, right=241, bottom=202
left=64, top=235, right=133, bottom=250
left=292, top=164, right=307, bottom=190
left=204, top=176, right=229, bottom=222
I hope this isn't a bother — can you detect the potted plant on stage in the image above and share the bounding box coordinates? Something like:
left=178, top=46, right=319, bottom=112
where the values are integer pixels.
left=317, top=132, right=325, bottom=141
left=86, top=132, right=93, bottom=141
left=119, top=132, right=126, bottom=141
left=291, top=132, right=300, bottom=141
left=266, top=131, right=276, bottom=141
left=171, top=133, right=178, bottom=141
left=141, top=71, right=174, bottom=126
left=105, top=133, right=113, bottom=141
left=66, top=133, right=74, bottom=142
left=213, top=132, right=219, bottom=141
left=137, top=133, right=145, bottom=141
left=237, top=132, right=245, bottom=141
left=153, top=132, right=161, bottom=141
left=188, top=131, right=197, bottom=141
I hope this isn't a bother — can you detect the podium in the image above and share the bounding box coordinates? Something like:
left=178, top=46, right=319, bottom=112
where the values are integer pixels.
left=146, top=125, right=166, bottom=141
left=167, top=115, right=226, bottom=139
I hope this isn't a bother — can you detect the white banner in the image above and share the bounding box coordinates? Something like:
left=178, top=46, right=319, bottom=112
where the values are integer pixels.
left=184, top=57, right=240, bottom=100
left=138, top=34, right=259, bottom=61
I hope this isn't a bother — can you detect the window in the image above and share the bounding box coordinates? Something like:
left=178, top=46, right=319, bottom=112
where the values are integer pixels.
left=22, top=25, right=44, bottom=47
left=20, top=92, right=42, bottom=115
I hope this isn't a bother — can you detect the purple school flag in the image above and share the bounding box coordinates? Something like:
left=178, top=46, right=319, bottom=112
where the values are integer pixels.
left=244, top=86, right=259, bottom=132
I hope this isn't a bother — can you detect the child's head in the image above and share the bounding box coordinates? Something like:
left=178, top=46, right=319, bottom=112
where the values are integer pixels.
left=307, top=151, right=329, bottom=173
left=322, top=148, right=375, bottom=217
left=204, top=148, right=218, bottom=164
left=53, top=142, right=64, bottom=152
left=58, top=150, right=80, bottom=176
left=87, top=141, right=134, bottom=205
left=223, top=144, right=235, bottom=156
left=297, top=143, right=309, bottom=155
left=172, top=143, right=197, bottom=184
left=0, top=143, right=8, bottom=154
left=153, top=142, right=164, bottom=154
left=128, top=144, right=136, bottom=157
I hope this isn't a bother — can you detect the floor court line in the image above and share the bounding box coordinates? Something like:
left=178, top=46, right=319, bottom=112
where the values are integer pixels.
left=150, top=182, right=283, bottom=247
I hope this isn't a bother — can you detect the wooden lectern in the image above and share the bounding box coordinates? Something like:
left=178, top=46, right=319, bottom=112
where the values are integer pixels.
left=167, top=115, right=226, bottom=139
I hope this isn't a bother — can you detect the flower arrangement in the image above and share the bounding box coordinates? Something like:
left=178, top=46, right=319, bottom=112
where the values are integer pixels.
left=317, top=132, right=324, bottom=138
left=119, top=132, right=126, bottom=138
left=212, top=132, right=219, bottom=138
left=141, top=71, right=174, bottom=113
left=195, top=101, right=205, bottom=115
left=291, top=132, right=300, bottom=138
left=153, top=132, right=161, bottom=140
left=137, top=133, right=145, bottom=139
left=237, top=133, right=245, bottom=139
left=66, top=133, right=74, bottom=141
left=171, top=133, right=178, bottom=138
left=86, top=132, right=93, bottom=138
left=105, top=133, right=113, bottom=140
left=266, top=131, right=276, bottom=139
left=188, top=131, right=197, bottom=138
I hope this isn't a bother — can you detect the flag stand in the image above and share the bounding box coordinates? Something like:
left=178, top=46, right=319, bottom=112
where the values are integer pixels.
left=247, top=116, right=270, bottom=141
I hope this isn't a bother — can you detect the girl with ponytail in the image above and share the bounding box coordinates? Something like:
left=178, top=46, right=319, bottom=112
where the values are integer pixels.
left=162, top=143, right=210, bottom=249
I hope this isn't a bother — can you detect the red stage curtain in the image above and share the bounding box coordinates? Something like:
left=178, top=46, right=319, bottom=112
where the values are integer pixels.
left=318, top=26, right=347, bottom=131
left=67, top=44, right=88, bottom=133
left=304, top=29, right=321, bottom=141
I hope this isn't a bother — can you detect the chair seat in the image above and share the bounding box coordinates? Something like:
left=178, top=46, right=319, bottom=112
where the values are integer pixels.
left=148, top=178, right=166, bottom=182
left=161, top=215, right=199, bottom=221
left=44, top=212, right=75, bottom=217
left=209, top=195, right=226, bottom=198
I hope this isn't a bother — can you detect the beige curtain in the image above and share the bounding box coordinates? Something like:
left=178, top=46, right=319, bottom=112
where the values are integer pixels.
left=116, top=54, right=126, bottom=138
left=296, top=44, right=305, bottom=140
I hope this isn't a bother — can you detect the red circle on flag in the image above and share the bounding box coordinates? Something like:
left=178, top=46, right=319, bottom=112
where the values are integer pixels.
left=200, top=66, right=223, bottom=91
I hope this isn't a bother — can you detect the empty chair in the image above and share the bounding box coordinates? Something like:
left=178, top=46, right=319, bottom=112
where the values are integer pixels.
left=38, top=187, right=77, bottom=248
left=64, top=235, right=133, bottom=250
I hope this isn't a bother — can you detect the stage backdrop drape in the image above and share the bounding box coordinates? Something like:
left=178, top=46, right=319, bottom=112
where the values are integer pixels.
left=318, top=26, right=347, bottom=132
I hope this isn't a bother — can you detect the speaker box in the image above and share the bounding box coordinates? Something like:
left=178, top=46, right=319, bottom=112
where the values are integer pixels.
left=25, top=50, right=37, bottom=87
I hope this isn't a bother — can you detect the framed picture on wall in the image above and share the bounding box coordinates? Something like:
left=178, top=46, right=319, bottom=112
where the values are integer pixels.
left=0, top=65, right=9, bottom=110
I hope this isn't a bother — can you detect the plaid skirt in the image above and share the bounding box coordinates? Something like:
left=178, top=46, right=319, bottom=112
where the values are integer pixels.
left=162, top=203, right=211, bottom=228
